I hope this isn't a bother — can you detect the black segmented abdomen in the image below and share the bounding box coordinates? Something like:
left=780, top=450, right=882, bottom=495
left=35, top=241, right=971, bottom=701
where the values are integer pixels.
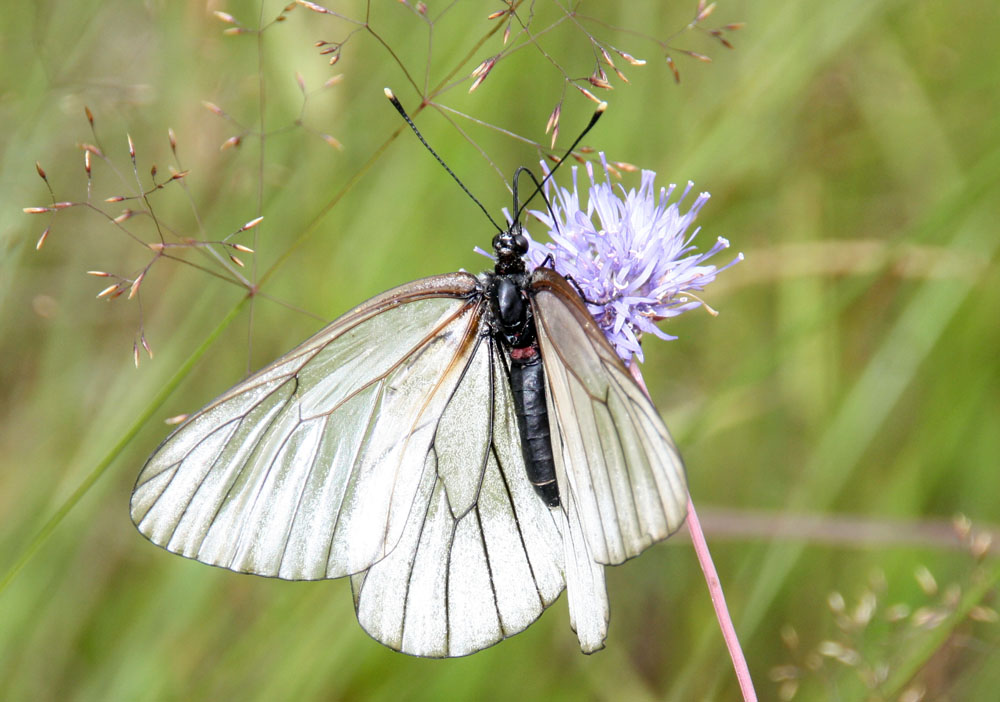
left=508, top=343, right=560, bottom=507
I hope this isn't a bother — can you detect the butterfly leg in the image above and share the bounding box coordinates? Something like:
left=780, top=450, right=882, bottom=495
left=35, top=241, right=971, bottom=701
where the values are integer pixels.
left=537, top=255, right=603, bottom=306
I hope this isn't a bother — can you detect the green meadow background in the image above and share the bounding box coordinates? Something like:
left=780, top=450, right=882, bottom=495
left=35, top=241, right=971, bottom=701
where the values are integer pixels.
left=2, top=1, right=998, bottom=699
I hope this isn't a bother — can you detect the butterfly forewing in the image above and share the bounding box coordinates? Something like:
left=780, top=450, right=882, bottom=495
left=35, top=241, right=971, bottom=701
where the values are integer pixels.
left=352, top=339, right=566, bottom=657
left=530, top=267, right=688, bottom=567
left=130, top=273, right=486, bottom=580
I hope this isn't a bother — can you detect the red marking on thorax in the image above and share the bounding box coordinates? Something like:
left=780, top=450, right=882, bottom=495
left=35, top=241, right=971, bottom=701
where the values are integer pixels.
left=510, top=345, right=538, bottom=361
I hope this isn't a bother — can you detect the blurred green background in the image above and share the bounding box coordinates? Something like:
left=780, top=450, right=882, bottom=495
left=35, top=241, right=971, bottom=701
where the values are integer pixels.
left=2, top=0, right=999, bottom=699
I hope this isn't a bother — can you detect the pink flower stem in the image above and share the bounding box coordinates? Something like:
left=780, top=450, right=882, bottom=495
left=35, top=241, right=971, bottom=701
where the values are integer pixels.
left=685, top=496, right=758, bottom=701
left=629, top=362, right=757, bottom=702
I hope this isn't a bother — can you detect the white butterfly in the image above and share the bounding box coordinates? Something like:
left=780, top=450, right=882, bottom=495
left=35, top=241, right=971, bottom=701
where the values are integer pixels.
left=131, top=264, right=686, bottom=656
left=131, top=95, right=687, bottom=657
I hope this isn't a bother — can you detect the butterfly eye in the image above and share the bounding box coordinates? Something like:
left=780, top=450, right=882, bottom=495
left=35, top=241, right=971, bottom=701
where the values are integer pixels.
left=513, top=232, right=528, bottom=255
left=492, top=233, right=503, bottom=251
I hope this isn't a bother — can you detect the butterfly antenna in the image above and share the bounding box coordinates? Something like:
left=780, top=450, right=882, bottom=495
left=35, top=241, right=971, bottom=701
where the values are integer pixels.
left=512, top=101, right=607, bottom=223
left=384, top=88, right=503, bottom=232
left=511, top=166, right=558, bottom=234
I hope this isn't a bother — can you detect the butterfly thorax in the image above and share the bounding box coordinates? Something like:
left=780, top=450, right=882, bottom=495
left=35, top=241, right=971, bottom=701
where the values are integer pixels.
left=485, top=273, right=534, bottom=349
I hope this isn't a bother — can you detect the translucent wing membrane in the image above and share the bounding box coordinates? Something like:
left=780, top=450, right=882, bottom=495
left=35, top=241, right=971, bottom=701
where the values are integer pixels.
left=556, top=483, right=610, bottom=653
left=531, top=268, right=688, bottom=567
left=131, top=265, right=686, bottom=658
left=351, top=342, right=565, bottom=657
left=130, top=273, right=485, bottom=580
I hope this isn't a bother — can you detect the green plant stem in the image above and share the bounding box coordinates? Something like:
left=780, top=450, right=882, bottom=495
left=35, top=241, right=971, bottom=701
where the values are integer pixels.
left=0, top=298, right=248, bottom=597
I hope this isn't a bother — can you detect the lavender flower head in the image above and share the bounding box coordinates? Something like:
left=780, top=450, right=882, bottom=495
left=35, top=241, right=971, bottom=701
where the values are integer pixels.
left=523, top=155, right=742, bottom=363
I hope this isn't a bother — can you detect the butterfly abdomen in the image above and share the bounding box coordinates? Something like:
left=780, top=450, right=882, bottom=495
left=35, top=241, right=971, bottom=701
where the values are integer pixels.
left=486, top=271, right=561, bottom=508
left=509, top=343, right=560, bottom=507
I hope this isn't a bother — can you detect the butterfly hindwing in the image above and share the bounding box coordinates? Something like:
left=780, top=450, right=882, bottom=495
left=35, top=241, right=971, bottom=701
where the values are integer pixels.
left=351, top=338, right=566, bottom=657
left=130, top=272, right=489, bottom=580
left=530, top=267, right=688, bottom=567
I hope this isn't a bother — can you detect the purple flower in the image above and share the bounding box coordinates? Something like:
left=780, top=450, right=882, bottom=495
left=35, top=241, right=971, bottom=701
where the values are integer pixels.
left=523, top=155, right=742, bottom=363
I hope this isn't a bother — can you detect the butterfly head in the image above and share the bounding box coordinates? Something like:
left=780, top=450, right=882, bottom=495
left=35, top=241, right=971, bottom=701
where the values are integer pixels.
left=492, top=222, right=529, bottom=275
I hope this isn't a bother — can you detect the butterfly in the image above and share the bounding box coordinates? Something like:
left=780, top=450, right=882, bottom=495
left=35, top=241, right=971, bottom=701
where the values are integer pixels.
left=130, top=95, right=688, bottom=657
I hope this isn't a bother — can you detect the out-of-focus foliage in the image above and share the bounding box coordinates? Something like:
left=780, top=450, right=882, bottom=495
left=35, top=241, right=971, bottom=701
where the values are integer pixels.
left=1, top=1, right=998, bottom=700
